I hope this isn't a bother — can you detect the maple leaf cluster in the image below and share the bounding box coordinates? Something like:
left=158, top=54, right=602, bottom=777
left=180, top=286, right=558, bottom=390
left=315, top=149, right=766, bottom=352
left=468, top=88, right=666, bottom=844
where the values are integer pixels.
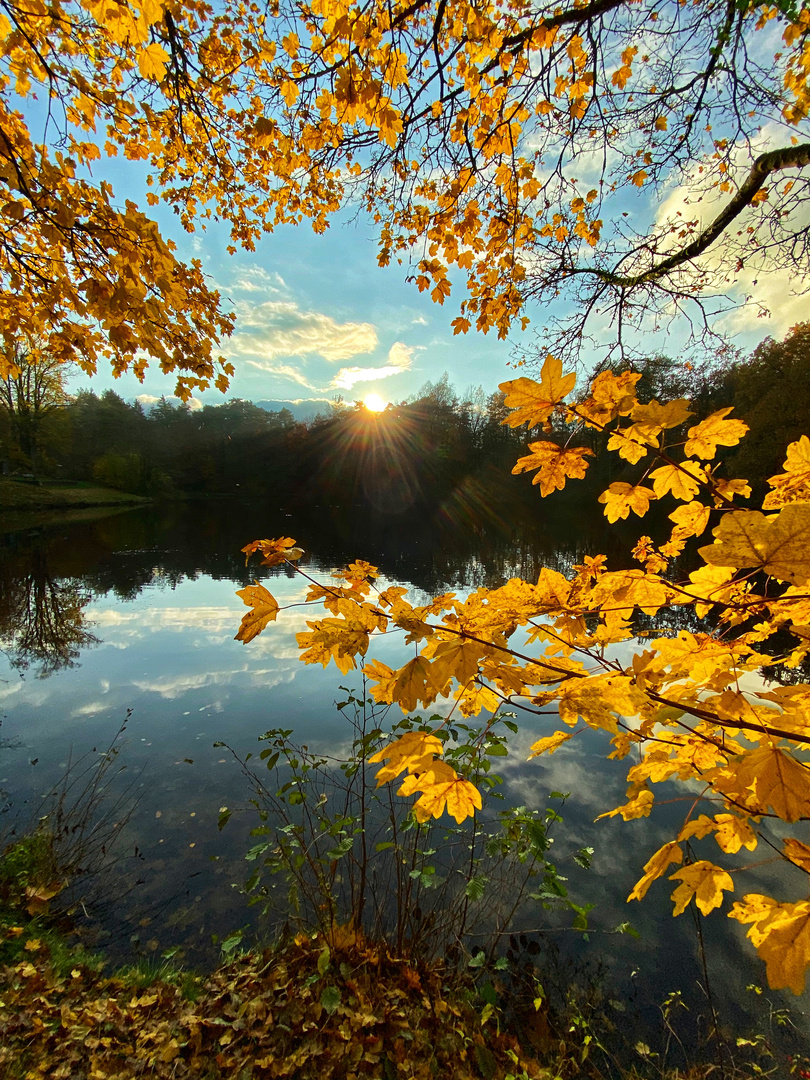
left=238, top=357, right=810, bottom=995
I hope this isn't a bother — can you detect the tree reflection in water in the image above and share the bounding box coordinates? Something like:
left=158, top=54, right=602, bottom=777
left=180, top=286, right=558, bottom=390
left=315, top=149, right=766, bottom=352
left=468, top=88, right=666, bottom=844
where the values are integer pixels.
left=0, top=547, right=99, bottom=677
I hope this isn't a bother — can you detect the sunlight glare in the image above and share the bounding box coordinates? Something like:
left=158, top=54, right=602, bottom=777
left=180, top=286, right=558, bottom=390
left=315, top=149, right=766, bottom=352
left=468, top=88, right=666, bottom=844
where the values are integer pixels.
left=363, top=393, right=387, bottom=412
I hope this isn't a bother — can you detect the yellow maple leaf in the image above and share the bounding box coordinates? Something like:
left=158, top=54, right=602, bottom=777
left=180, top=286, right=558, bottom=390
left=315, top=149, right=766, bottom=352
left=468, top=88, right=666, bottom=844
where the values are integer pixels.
left=710, top=745, right=810, bottom=822
left=669, top=861, right=734, bottom=916
left=685, top=564, right=736, bottom=617
left=241, top=537, right=303, bottom=567
left=455, top=682, right=500, bottom=717
left=783, top=838, right=810, bottom=872
left=234, top=583, right=279, bottom=643
left=763, top=435, right=810, bottom=509
left=575, top=370, right=640, bottom=427
left=678, top=813, right=757, bottom=853
left=399, top=760, right=483, bottom=823
left=698, top=504, right=810, bottom=585
left=668, top=500, right=711, bottom=539
left=714, top=478, right=752, bottom=503
left=528, top=730, right=575, bottom=757
left=630, top=398, right=693, bottom=431
left=389, top=656, right=434, bottom=712
left=649, top=462, right=706, bottom=502
left=628, top=841, right=683, bottom=902
left=296, top=617, right=372, bottom=675
left=499, top=355, right=576, bottom=428
left=137, top=0, right=163, bottom=23
left=368, top=730, right=444, bottom=785
left=606, top=425, right=656, bottom=463
left=729, top=895, right=810, bottom=994
left=512, top=441, right=593, bottom=495
left=713, top=814, right=758, bottom=854
left=598, top=786, right=654, bottom=821
left=425, top=637, right=486, bottom=690
left=137, top=42, right=169, bottom=81
left=598, top=482, right=655, bottom=523
left=684, top=408, right=748, bottom=459
left=364, top=658, right=398, bottom=704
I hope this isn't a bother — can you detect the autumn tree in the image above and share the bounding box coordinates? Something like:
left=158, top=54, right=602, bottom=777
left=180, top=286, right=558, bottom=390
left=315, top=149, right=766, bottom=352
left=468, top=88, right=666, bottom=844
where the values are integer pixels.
left=0, top=339, right=73, bottom=474
left=1, top=0, right=809, bottom=390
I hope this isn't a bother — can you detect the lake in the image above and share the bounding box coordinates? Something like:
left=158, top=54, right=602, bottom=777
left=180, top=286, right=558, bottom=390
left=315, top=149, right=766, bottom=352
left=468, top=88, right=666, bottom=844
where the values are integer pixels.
left=0, top=497, right=805, bottom=1051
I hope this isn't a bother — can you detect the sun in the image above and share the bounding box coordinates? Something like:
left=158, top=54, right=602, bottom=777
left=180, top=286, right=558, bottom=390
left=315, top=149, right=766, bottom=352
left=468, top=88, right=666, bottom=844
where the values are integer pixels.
left=363, top=393, right=387, bottom=412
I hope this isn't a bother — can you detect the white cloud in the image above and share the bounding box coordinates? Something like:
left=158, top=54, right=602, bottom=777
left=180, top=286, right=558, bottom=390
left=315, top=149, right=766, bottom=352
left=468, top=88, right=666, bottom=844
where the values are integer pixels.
left=136, top=394, right=203, bottom=411
left=244, top=361, right=318, bottom=389
left=330, top=341, right=415, bottom=390
left=387, top=341, right=415, bottom=366
left=226, top=266, right=288, bottom=295
left=330, top=365, right=403, bottom=390
left=653, top=123, right=810, bottom=337
left=229, top=300, right=378, bottom=362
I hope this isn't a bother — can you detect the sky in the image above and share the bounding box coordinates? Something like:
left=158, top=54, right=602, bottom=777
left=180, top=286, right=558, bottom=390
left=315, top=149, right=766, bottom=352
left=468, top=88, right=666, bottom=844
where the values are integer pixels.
left=70, top=113, right=808, bottom=417
left=73, top=196, right=533, bottom=415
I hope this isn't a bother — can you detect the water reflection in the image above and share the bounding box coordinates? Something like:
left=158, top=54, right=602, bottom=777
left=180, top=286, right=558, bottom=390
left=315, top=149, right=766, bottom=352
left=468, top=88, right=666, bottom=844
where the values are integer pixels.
left=0, top=544, right=99, bottom=677
left=0, top=498, right=805, bottom=1044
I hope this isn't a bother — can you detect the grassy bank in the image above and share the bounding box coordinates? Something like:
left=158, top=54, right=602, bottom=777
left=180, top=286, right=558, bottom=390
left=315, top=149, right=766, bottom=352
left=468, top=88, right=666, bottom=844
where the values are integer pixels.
left=2, top=821, right=804, bottom=1080
left=0, top=478, right=149, bottom=512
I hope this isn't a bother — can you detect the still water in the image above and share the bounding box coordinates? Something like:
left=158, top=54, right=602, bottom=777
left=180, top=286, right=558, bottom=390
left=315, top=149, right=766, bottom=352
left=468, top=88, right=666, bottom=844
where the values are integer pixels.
left=0, top=497, right=805, bottom=1042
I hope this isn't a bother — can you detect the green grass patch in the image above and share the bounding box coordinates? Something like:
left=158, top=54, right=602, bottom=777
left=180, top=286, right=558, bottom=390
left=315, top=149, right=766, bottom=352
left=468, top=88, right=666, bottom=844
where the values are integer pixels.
left=0, top=478, right=149, bottom=510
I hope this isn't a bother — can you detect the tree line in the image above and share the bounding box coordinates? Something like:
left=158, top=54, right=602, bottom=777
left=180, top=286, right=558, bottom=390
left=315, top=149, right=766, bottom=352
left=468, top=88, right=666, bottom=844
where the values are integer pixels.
left=2, top=323, right=809, bottom=511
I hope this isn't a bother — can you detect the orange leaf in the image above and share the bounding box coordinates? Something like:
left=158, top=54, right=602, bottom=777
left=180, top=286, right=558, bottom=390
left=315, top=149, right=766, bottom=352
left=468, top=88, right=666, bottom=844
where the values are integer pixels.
left=499, top=355, right=576, bottom=428
left=235, top=583, right=279, bottom=643
left=684, top=408, right=748, bottom=459
left=669, top=861, right=734, bottom=916
left=512, top=441, right=593, bottom=495
left=729, top=895, right=810, bottom=994
left=598, top=482, right=655, bottom=522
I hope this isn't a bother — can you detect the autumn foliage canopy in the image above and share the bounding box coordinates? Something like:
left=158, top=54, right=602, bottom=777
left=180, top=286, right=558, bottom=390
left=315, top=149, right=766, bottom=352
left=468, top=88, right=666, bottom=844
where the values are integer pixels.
left=1, top=0, right=810, bottom=391
left=239, top=358, right=810, bottom=997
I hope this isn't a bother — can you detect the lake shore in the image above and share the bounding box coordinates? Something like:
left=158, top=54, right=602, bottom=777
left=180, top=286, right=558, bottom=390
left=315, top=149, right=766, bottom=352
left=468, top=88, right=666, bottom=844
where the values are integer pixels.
left=0, top=479, right=150, bottom=513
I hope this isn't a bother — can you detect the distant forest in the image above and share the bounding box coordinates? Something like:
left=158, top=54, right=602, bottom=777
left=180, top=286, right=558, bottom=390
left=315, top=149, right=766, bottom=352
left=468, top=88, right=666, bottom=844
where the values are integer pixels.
left=2, top=323, right=809, bottom=514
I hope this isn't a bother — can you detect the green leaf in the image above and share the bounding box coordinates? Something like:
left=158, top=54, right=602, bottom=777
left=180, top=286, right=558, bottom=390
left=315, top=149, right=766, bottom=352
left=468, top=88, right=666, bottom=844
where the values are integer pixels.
left=320, top=985, right=342, bottom=1014
left=573, top=846, right=594, bottom=869
left=375, top=841, right=396, bottom=852
left=465, top=874, right=488, bottom=902
left=613, top=921, right=641, bottom=939
left=468, top=950, right=486, bottom=968
left=326, top=837, right=353, bottom=860
left=220, top=929, right=244, bottom=955
left=317, top=945, right=331, bottom=976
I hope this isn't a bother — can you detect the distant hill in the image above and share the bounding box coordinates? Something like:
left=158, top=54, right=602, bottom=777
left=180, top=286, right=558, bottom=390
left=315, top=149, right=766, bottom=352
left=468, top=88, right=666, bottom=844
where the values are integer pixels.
left=254, top=398, right=334, bottom=422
